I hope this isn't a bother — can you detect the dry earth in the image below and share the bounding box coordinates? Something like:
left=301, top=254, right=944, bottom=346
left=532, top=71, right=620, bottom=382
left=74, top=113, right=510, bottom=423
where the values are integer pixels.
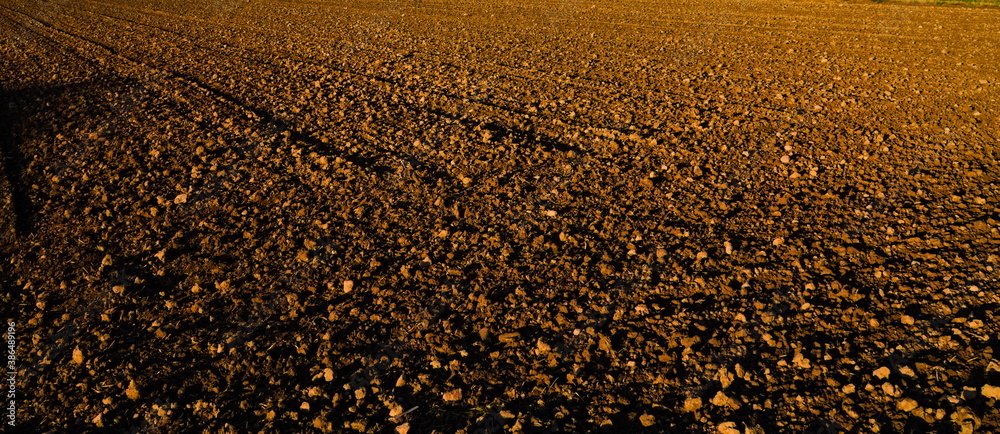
left=2, top=0, right=999, bottom=432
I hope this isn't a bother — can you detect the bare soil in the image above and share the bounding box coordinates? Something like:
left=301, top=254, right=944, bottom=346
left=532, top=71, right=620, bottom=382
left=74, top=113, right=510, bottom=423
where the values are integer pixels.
left=2, top=0, right=999, bottom=432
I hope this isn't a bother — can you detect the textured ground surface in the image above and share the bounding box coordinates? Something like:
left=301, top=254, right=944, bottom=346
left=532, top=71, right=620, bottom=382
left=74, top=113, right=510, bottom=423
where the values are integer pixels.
left=2, top=0, right=999, bottom=432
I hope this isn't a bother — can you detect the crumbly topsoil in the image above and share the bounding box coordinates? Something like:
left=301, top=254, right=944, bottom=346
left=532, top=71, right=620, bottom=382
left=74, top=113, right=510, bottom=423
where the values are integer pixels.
left=1, top=0, right=998, bottom=432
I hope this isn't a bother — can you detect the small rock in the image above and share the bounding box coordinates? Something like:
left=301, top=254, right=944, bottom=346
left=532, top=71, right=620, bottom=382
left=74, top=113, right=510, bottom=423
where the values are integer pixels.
left=72, top=347, right=84, bottom=364
left=710, top=391, right=740, bottom=409
left=683, top=397, right=702, bottom=412
left=343, top=280, right=354, bottom=293
left=640, top=414, right=655, bottom=427
left=499, top=332, right=520, bottom=343
left=874, top=366, right=891, bottom=379
left=717, top=421, right=741, bottom=434
left=125, top=381, right=140, bottom=400
left=536, top=339, right=551, bottom=354
left=981, top=384, right=1000, bottom=399
left=442, top=389, right=463, bottom=401
left=599, top=335, right=613, bottom=353
left=898, top=398, right=919, bottom=412
left=719, top=367, right=734, bottom=389
left=389, top=404, right=404, bottom=417
left=793, top=351, right=810, bottom=368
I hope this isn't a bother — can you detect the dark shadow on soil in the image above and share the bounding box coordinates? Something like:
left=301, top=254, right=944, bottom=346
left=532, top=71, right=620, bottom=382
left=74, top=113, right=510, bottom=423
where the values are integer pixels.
left=0, top=87, right=35, bottom=237
left=0, top=76, right=141, bottom=239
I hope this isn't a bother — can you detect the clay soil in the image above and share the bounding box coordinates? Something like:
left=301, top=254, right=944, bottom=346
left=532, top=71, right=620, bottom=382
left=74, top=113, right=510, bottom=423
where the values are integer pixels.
left=2, top=0, right=999, bottom=432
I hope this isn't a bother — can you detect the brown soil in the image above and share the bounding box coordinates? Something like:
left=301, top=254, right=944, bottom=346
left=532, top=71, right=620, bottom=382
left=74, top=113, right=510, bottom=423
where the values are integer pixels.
left=2, top=0, right=999, bottom=432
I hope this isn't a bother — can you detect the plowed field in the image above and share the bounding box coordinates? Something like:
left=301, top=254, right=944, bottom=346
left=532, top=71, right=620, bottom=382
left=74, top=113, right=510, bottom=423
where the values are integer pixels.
left=2, top=0, right=999, bottom=432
